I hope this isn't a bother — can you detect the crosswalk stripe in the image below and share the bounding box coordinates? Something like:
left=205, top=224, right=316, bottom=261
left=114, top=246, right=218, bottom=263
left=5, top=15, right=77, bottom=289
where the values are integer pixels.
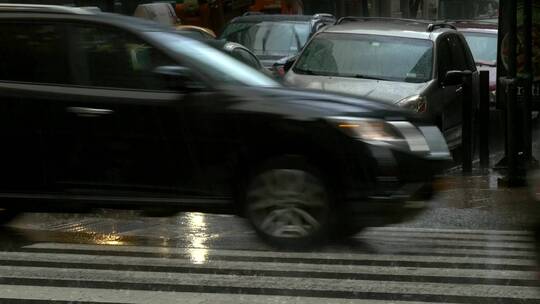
left=23, top=243, right=538, bottom=266
left=341, top=246, right=537, bottom=258
left=0, top=266, right=539, bottom=300
left=0, top=250, right=537, bottom=282
left=0, top=285, right=478, bottom=304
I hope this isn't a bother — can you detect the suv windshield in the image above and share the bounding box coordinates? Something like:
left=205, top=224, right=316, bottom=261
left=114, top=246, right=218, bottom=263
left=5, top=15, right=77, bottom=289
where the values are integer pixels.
left=294, top=33, right=434, bottom=83
left=149, top=32, right=278, bottom=87
left=220, top=21, right=310, bottom=58
left=462, top=32, right=497, bottom=65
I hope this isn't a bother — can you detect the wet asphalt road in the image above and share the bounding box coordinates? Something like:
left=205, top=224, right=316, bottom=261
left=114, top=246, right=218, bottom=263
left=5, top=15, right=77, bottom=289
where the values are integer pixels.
left=0, top=172, right=539, bottom=304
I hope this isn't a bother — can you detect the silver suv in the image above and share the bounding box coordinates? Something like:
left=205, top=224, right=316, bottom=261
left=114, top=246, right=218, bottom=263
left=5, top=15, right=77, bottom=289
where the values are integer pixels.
left=285, top=17, right=479, bottom=149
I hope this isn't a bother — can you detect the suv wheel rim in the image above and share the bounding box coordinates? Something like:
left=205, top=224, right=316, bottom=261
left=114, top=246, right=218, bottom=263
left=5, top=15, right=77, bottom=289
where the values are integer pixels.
left=247, top=169, right=327, bottom=238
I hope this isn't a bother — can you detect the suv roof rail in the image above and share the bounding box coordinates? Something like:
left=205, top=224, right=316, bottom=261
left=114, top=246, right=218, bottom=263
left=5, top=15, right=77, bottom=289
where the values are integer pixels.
left=336, top=16, right=457, bottom=32
left=0, top=4, right=92, bottom=15
left=336, top=16, right=420, bottom=24
left=313, top=13, right=335, bottom=20
left=426, top=22, right=457, bottom=32
left=243, top=11, right=264, bottom=16
left=445, top=19, right=497, bottom=25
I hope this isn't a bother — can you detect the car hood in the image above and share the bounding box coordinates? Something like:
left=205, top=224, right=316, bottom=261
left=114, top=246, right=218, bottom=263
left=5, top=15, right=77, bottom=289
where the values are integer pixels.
left=285, top=73, right=430, bottom=104
left=219, top=85, right=420, bottom=121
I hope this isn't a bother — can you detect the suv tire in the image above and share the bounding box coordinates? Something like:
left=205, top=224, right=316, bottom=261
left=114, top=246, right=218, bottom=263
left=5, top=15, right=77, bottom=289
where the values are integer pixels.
left=245, top=158, right=332, bottom=248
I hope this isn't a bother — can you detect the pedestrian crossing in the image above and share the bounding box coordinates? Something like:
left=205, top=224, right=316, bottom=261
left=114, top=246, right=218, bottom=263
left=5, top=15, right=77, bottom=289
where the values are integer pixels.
left=0, top=227, right=539, bottom=304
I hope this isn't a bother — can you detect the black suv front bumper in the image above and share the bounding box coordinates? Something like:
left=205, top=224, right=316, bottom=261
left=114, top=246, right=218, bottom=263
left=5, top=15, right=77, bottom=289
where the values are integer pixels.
left=341, top=132, right=452, bottom=227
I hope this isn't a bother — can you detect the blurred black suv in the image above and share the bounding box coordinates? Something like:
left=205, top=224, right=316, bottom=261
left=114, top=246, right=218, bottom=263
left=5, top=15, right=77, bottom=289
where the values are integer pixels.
left=0, top=5, right=450, bottom=246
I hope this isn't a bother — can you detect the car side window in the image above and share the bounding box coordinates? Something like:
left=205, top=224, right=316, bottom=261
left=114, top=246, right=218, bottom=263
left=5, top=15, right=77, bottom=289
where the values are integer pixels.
left=437, top=36, right=453, bottom=80
left=69, top=23, right=178, bottom=90
left=448, top=35, right=470, bottom=71
left=454, top=35, right=476, bottom=71
left=231, top=48, right=261, bottom=70
left=0, top=22, right=70, bottom=84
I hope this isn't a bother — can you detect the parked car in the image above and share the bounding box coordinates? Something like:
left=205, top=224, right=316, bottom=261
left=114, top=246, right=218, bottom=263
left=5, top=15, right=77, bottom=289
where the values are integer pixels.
left=453, top=20, right=498, bottom=106
left=174, top=31, right=267, bottom=74
left=285, top=17, right=480, bottom=149
left=205, top=40, right=269, bottom=74
left=219, top=13, right=335, bottom=75
left=176, top=25, right=216, bottom=39
left=133, top=2, right=179, bottom=27
left=0, top=5, right=451, bottom=246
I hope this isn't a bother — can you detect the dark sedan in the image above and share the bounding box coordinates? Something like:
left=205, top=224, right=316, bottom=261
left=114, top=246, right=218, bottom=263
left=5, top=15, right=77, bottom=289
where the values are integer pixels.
left=0, top=5, right=451, bottom=246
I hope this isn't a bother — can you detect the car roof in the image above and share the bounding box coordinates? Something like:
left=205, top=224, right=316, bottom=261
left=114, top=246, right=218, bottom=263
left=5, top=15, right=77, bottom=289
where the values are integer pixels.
left=0, top=4, right=174, bottom=33
left=0, top=3, right=92, bottom=15
left=323, top=19, right=457, bottom=40
left=229, top=14, right=315, bottom=23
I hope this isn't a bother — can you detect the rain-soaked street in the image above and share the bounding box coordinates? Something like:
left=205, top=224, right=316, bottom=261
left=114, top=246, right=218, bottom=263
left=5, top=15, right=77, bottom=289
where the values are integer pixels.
left=0, top=172, right=539, bottom=304
left=0, top=2, right=539, bottom=303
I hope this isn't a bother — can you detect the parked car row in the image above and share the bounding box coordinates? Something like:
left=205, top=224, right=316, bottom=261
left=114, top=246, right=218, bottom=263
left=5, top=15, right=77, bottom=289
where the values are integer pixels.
left=282, top=17, right=479, bottom=149
left=0, top=4, right=457, bottom=247
left=217, top=15, right=501, bottom=149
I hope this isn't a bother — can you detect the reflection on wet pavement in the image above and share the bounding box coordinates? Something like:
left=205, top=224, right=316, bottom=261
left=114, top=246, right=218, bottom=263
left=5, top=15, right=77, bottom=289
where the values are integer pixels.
left=3, top=173, right=538, bottom=250
left=184, top=213, right=210, bottom=264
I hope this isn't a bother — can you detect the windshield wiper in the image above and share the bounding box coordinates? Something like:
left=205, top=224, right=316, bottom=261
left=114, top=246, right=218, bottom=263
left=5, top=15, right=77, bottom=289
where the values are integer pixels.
left=294, top=68, right=328, bottom=76
left=353, top=74, right=389, bottom=81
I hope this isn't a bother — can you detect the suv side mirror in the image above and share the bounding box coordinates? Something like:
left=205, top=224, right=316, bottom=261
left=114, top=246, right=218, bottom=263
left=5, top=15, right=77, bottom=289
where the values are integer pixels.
left=442, top=70, right=472, bottom=87
left=153, top=65, right=203, bottom=91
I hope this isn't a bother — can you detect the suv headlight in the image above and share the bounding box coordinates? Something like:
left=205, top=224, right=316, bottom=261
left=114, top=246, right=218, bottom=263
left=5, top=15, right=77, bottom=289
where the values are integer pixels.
left=327, top=117, right=430, bottom=152
left=397, top=95, right=427, bottom=113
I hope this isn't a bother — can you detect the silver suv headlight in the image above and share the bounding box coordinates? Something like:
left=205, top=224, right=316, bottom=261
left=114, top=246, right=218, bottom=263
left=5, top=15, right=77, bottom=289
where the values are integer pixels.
left=397, top=95, right=427, bottom=113
left=327, top=116, right=439, bottom=153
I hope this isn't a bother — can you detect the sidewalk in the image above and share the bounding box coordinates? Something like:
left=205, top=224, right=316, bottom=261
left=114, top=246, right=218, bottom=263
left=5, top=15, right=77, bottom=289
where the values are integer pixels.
left=394, top=166, right=538, bottom=231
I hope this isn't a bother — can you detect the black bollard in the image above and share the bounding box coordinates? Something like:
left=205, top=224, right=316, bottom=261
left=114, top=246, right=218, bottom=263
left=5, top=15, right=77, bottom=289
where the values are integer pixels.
left=462, top=72, right=473, bottom=174
left=479, top=70, right=490, bottom=170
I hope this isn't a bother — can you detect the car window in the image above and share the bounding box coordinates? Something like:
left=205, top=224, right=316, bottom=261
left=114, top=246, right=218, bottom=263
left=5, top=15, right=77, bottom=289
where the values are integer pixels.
left=220, top=21, right=310, bottom=58
left=294, top=33, right=434, bottom=83
left=231, top=48, right=261, bottom=69
left=69, top=24, right=177, bottom=90
left=449, top=35, right=471, bottom=71
left=0, top=22, right=70, bottom=84
left=437, top=36, right=453, bottom=80
left=462, top=32, right=497, bottom=65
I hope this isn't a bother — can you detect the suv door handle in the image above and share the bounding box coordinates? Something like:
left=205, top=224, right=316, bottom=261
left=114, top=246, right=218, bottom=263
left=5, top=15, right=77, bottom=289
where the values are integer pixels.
left=67, top=107, right=114, bottom=117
